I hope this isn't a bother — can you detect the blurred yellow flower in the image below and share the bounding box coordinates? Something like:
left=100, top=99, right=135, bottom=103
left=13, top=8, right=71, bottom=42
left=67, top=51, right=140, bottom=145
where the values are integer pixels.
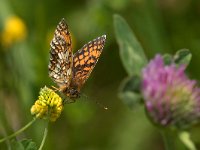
left=1, top=16, right=27, bottom=47
left=31, top=86, right=64, bottom=122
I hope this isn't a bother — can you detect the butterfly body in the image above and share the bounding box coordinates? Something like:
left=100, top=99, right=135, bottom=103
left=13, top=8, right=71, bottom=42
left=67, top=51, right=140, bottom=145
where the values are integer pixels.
left=48, top=18, right=106, bottom=102
left=59, top=79, right=80, bottom=99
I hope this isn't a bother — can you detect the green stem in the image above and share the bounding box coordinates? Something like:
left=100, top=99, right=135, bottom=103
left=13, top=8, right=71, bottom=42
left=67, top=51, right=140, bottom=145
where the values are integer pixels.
left=161, top=130, right=175, bottom=150
left=0, top=124, right=11, bottom=149
left=0, top=118, right=36, bottom=143
left=38, top=120, right=49, bottom=150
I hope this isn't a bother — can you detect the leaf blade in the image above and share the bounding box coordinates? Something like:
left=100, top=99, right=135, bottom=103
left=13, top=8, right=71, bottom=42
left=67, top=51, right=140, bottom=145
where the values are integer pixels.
left=114, top=14, right=147, bottom=76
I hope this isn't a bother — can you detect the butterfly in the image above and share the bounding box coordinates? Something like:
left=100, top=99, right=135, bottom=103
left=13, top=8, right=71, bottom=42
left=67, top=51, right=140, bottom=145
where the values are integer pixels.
left=48, top=18, right=106, bottom=102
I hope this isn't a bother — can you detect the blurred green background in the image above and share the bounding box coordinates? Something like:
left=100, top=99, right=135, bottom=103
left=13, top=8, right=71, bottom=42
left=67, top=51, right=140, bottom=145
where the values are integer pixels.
left=0, top=0, right=200, bottom=149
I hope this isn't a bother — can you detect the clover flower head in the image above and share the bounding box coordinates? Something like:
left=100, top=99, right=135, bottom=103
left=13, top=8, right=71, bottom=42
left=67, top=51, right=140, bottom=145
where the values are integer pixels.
left=142, top=55, right=200, bottom=128
left=31, top=86, right=64, bottom=122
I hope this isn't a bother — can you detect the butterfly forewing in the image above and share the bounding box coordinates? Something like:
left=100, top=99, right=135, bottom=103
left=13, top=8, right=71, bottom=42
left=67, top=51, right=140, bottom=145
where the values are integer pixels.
left=48, top=19, right=73, bottom=87
left=72, top=35, right=106, bottom=89
left=49, top=18, right=106, bottom=99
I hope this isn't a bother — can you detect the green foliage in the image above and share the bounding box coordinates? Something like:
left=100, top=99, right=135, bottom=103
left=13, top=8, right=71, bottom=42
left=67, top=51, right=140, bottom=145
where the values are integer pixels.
left=114, top=14, right=148, bottom=108
left=161, top=130, right=197, bottom=150
left=114, top=14, right=147, bottom=76
left=163, top=49, right=192, bottom=67
left=118, top=75, right=142, bottom=109
left=161, top=129, right=189, bottom=150
left=174, top=49, right=192, bottom=67
left=163, top=54, right=173, bottom=65
left=179, top=131, right=197, bottom=150
left=11, top=139, right=37, bottom=150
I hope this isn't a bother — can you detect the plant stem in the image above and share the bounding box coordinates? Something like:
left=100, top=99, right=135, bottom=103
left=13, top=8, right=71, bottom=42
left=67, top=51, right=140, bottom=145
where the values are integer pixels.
left=0, top=118, right=36, bottom=143
left=0, top=124, right=11, bottom=149
left=161, top=130, right=175, bottom=150
left=38, top=120, right=49, bottom=150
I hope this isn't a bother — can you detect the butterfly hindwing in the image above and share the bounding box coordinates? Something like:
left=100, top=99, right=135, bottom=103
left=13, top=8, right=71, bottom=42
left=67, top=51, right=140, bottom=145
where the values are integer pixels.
left=72, top=35, right=106, bottom=89
left=48, top=18, right=73, bottom=87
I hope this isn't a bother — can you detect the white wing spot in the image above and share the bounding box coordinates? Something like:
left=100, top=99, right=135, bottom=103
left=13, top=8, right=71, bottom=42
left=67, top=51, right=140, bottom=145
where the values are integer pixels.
left=67, top=69, right=71, bottom=76
left=53, top=74, right=58, bottom=78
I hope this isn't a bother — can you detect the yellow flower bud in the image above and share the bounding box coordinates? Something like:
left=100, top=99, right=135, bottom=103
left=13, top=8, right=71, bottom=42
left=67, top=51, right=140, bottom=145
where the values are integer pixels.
left=31, top=86, right=64, bottom=122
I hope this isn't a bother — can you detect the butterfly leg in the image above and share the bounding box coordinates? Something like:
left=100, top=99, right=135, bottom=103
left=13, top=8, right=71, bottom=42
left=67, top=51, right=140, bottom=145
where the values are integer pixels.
left=63, top=98, right=76, bottom=104
left=51, top=86, right=59, bottom=91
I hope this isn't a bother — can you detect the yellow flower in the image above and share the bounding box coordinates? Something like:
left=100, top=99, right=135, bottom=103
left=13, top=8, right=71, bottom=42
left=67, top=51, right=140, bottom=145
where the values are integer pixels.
left=1, top=16, right=27, bottom=47
left=31, top=86, right=64, bottom=122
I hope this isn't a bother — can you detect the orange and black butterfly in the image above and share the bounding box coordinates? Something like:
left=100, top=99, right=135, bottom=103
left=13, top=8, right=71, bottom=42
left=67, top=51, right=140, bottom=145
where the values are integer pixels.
left=48, top=18, right=106, bottom=102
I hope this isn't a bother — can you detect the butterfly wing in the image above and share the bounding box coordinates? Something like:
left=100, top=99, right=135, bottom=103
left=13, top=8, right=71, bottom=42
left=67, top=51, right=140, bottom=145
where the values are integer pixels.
left=48, top=18, right=73, bottom=87
left=72, top=35, right=106, bottom=90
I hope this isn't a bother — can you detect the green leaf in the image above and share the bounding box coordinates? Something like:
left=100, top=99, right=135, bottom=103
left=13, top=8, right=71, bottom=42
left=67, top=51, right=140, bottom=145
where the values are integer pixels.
left=174, top=49, right=192, bottom=67
left=179, top=131, right=197, bottom=150
left=114, top=14, right=148, bottom=76
left=11, top=139, right=37, bottom=150
left=118, top=76, right=142, bottom=109
left=11, top=140, right=24, bottom=150
left=162, top=54, right=173, bottom=65
left=120, top=75, right=141, bottom=93
left=21, top=139, right=37, bottom=150
left=119, top=91, right=142, bottom=109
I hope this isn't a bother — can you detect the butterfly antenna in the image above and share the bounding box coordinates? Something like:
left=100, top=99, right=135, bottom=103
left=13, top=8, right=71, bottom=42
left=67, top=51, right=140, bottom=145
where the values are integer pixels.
left=81, top=93, right=108, bottom=110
